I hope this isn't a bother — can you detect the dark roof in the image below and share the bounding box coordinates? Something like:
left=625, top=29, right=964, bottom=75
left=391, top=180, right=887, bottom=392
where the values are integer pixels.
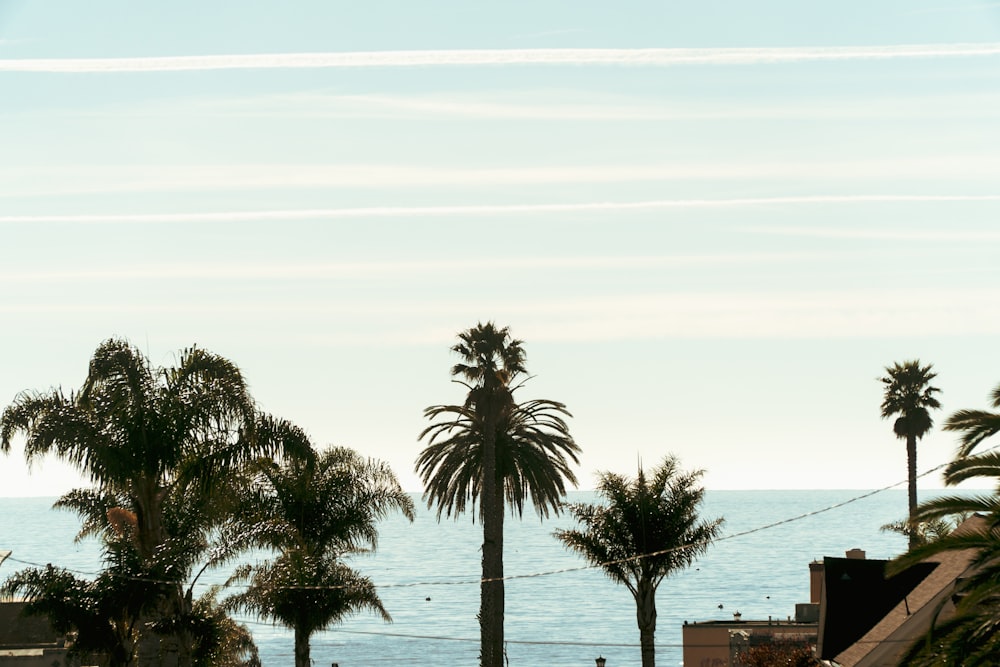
left=821, top=516, right=985, bottom=667
left=817, top=556, right=937, bottom=660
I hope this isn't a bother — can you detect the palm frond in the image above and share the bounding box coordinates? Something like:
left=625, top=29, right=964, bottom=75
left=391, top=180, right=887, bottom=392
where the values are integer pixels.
left=945, top=409, right=1000, bottom=458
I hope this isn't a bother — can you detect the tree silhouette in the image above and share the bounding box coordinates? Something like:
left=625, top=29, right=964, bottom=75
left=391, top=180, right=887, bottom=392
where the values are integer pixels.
left=417, top=322, right=579, bottom=667
left=879, top=360, right=941, bottom=549
left=555, top=456, right=723, bottom=667
left=226, top=434, right=414, bottom=667
left=1, top=339, right=299, bottom=666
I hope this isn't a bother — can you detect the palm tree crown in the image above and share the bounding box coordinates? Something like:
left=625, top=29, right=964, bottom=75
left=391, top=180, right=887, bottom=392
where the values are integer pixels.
left=880, top=360, right=942, bottom=441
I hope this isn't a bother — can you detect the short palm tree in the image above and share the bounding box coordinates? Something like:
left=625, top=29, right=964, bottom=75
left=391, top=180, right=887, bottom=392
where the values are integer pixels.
left=879, top=360, right=942, bottom=548
left=416, top=322, right=580, bottom=667
left=225, top=432, right=415, bottom=667
left=0, top=339, right=293, bottom=666
left=0, top=537, right=259, bottom=667
left=555, top=456, right=723, bottom=667
left=0, top=539, right=153, bottom=667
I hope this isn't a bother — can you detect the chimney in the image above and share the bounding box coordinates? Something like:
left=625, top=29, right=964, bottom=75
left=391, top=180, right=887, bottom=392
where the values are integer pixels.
left=845, top=548, right=866, bottom=560
left=809, top=561, right=824, bottom=604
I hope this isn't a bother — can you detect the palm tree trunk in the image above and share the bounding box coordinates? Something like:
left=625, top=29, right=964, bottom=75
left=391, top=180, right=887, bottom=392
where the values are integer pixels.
left=907, top=433, right=918, bottom=550
left=294, top=625, right=310, bottom=667
left=481, top=423, right=505, bottom=667
left=636, top=578, right=657, bottom=667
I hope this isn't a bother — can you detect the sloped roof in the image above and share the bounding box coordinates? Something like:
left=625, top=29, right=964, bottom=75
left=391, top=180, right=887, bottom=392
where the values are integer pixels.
left=829, top=517, right=983, bottom=667
left=818, top=556, right=937, bottom=661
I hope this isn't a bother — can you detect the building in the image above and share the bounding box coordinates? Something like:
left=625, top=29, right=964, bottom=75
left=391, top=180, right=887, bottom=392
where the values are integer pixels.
left=816, top=529, right=980, bottom=666
left=0, top=549, right=79, bottom=667
left=683, top=532, right=980, bottom=667
left=682, top=558, right=821, bottom=667
left=683, top=614, right=818, bottom=667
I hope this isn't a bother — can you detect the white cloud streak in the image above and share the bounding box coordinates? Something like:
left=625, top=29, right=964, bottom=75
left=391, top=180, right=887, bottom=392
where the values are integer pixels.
left=0, top=253, right=847, bottom=284
left=3, top=289, right=999, bottom=341
left=2, top=43, right=1000, bottom=73
left=750, top=226, right=1000, bottom=241
left=5, top=158, right=999, bottom=198
left=195, top=91, right=1000, bottom=122
left=2, top=195, right=1000, bottom=225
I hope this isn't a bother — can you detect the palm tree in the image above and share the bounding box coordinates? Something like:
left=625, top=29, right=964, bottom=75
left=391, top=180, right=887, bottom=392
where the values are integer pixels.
left=0, top=540, right=154, bottom=667
left=555, top=456, right=723, bottom=667
left=944, top=381, right=1000, bottom=458
left=880, top=360, right=942, bottom=548
left=224, top=433, right=415, bottom=667
left=885, top=379, right=1000, bottom=664
left=887, top=483, right=1000, bottom=665
left=0, top=338, right=296, bottom=666
left=0, top=537, right=259, bottom=667
left=416, top=322, right=580, bottom=667
left=880, top=515, right=967, bottom=549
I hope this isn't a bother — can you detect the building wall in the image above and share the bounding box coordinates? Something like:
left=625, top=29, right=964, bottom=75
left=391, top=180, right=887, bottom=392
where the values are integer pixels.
left=683, top=622, right=818, bottom=667
left=0, top=602, right=74, bottom=667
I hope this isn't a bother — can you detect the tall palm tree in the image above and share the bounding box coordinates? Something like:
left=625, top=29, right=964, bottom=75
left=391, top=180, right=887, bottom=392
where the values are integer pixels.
left=555, top=456, right=723, bottom=667
left=880, top=360, right=942, bottom=548
left=0, top=338, right=294, bottom=666
left=416, top=322, right=580, bottom=667
left=224, top=433, right=415, bottom=667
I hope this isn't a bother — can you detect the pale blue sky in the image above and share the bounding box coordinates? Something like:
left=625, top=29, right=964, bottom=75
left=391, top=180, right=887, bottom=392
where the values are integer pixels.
left=2, top=1, right=1000, bottom=497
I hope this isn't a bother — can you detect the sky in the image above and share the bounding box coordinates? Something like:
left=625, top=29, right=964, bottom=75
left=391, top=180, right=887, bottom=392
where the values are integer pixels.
left=1, top=1, right=1000, bottom=498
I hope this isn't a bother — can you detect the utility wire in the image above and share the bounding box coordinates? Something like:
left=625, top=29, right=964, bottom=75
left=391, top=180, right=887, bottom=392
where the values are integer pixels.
left=0, top=452, right=982, bottom=592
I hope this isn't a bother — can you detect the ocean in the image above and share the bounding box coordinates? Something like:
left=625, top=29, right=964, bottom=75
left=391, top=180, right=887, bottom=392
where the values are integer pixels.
left=0, top=489, right=942, bottom=666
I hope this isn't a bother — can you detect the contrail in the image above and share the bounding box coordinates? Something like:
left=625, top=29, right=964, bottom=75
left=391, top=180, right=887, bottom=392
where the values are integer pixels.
left=2, top=44, right=1000, bottom=73
left=2, top=195, right=999, bottom=224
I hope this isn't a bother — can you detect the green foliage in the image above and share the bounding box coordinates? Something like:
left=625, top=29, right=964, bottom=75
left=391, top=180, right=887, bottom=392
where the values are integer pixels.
left=880, top=515, right=969, bottom=549
left=880, top=360, right=942, bottom=441
left=944, top=381, right=1000, bottom=458
left=418, top=397, right=579, bottom=520
left=0, top=537, right=257, bottom=667
left=187, top=588, right=260, bottom=667
left=735, top=641, right=820, bottom=667
left=555, top=455, right=723, bottom=667
left=879, top=359, right=942, bottom=549
left=417, top=322, right=581, bottom=520
left=0, top=339, right=295, bottom=665
left=224, top=441, right=414, bottom=667
left=0, top=546, right=152, bottom=667
left=556, top=456, right=723, bottom=592
left=416, top=322, right=579, bottom=667
left=227, top=551, right=389, bottom=637
left=888, top=378, right=1000, bottom=665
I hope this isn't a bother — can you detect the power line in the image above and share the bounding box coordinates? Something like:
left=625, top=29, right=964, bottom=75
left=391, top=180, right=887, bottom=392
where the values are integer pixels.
left=0, top=455, right=980, bottom=593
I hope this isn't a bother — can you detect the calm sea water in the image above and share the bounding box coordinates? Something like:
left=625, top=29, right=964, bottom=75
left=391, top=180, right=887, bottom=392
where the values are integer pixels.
left=0, top=490, right=946, bottom=666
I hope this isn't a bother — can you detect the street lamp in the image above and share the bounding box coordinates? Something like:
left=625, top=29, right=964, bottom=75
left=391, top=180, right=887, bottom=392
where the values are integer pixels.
left=595, top=657, right=606, bottom=667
